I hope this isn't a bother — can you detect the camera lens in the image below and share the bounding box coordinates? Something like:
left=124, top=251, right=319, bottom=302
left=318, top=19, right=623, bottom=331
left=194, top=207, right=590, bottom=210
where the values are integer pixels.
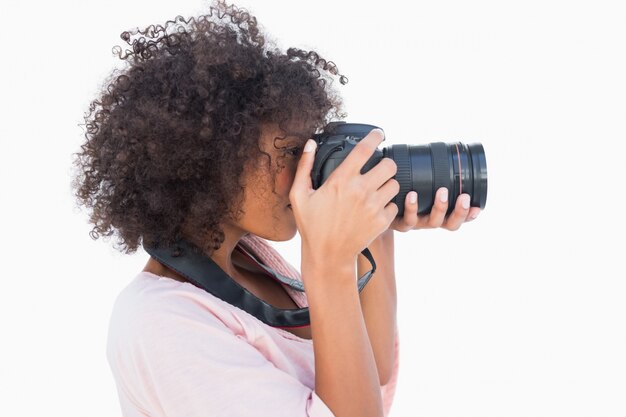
left=383, top=142, right=487, bottom=216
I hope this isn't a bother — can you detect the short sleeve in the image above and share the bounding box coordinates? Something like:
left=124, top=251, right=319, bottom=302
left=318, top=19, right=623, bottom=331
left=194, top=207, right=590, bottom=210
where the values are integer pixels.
left=107, top=291, right=334, bottom=417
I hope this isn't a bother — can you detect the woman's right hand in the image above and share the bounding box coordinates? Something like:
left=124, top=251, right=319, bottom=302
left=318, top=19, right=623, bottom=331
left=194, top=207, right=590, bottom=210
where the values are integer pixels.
left=289, top=129, right=400, bottom=274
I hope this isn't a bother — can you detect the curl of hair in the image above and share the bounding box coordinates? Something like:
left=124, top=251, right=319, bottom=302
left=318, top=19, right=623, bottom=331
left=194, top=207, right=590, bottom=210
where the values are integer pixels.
left=72, top=0, right=346, bottom=255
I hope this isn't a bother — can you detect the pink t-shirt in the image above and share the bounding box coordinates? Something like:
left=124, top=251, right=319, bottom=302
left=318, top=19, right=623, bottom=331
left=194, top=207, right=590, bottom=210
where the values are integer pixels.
left=106, top=234, right=399, bottom=416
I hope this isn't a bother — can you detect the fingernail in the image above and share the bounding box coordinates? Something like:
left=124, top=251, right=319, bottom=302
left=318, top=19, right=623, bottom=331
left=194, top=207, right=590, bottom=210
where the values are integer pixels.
left=372, top=128, right=385, bottom=141
left=409, top=192, right=417, bottom=204
left=439, top=188, right=448, bottom=203
left=469, top=212, right=478, bottom=220
left=461, top=195, right=470, bottom=209
left=303, top=139, right=316, bottom=153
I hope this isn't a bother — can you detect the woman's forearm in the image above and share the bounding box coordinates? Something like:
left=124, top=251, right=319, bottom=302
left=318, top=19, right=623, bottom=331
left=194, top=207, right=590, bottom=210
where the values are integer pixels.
left=358, top=229, right=398, bottom=385
left=302, top=254, right=384, bottom=417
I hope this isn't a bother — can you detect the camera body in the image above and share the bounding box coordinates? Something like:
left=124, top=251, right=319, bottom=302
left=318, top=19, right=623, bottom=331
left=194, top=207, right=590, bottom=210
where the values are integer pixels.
left=310, top=122, right=487, bottom=216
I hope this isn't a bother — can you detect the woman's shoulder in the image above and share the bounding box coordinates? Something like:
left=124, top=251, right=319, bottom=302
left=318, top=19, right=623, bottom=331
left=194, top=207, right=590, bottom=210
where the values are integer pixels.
left=108, top=271, right=254, bottom=344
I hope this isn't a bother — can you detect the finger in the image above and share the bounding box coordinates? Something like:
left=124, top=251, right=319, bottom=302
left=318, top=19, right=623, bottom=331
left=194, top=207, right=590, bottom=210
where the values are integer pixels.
left=466, top=207, right=481, bottom=222
left=400, top=191, right=419, bottom=230
left=382, top=200, right=400, bottom=227
left=337, top=128, right=385, bottom=178
left=427, top=187, right=449, bottom=227
left=290, top=139, right=317, bottom=200
left=362, top=157, right=398, bottom=191
left=374, top=178, right=401, bottom=209
left=413, top=194, right=433, bottom=229
left=444, top=193, right=471, bottom=231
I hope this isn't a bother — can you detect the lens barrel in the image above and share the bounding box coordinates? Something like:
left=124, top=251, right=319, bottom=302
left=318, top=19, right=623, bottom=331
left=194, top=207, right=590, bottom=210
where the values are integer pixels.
left=384, top=142, right=487, bottom=216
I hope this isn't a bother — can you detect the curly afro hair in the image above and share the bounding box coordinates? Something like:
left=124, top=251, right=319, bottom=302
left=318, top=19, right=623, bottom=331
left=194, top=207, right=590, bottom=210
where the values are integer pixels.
left=72, top=0, right=346, bottom=256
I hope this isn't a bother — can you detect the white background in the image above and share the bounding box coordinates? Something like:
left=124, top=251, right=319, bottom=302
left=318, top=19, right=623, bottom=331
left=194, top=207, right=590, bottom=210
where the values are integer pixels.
left=1, top=0, right=624, bottom=416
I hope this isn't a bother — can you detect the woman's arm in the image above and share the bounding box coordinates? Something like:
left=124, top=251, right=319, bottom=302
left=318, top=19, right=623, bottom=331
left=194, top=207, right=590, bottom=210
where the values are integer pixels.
left=291, top=131, right=398, bottom=416
left=357, top=229, right=397, bottom=386
left=303, top=252, right=385, bottom=417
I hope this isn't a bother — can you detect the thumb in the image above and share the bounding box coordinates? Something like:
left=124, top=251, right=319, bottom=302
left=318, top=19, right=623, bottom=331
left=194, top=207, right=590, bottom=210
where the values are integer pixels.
left=291, top=139, right=317, bottom=198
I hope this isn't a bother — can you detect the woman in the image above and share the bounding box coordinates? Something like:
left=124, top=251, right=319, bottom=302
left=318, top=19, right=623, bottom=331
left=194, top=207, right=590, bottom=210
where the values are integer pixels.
left=72, top=1, right=480, bottom=416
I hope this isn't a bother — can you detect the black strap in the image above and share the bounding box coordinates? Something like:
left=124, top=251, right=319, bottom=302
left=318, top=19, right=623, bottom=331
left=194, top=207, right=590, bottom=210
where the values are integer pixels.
left=142, top=238, right=377, bottom=328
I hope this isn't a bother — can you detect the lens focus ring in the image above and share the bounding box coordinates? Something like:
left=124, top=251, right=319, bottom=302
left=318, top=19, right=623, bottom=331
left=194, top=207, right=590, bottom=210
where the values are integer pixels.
left=390, top=144, right=412, bottom=216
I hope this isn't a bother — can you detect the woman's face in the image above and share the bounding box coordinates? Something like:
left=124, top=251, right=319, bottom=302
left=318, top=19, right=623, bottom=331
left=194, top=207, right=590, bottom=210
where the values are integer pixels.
left=232, top=125, right=306, bottom=242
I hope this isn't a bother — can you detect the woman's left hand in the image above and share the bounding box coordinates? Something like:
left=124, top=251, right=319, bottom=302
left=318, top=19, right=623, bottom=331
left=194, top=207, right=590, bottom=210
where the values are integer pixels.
left=388, top=187, right=481, bottom=232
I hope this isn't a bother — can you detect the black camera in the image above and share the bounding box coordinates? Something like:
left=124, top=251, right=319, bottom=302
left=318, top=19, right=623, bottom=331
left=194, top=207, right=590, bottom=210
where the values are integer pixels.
left=310, top=122, right=487, bottom=216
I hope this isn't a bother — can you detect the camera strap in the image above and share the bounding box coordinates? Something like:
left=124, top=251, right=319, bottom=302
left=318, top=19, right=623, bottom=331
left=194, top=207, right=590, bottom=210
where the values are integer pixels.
left=142, top=238, right=376, bottom=328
